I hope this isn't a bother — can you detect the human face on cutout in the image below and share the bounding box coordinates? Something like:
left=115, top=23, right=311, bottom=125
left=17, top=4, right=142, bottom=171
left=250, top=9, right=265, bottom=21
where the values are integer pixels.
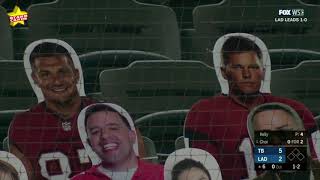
left=32, top=55, right=79, bottom=105
left=86, top=111, right=136, bottom=167
left=253, top=109, right=300, bottom=131
left=0, top=169, right=17, bottom=180
left=178, top=167, right=210, bottom=180
left=221, top=51, right=264, bottom=95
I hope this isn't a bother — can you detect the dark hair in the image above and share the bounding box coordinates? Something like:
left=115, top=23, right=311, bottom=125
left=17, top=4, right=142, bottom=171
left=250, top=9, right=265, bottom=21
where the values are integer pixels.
left=29, top=42, right=74, bottom=69
left=84, top=104, right=131, bottom=130
left=221, top=36, right=262, bottom=66
left=172, top=158, right=211, bottom=180
left=0, top=161, right=19, bottom=180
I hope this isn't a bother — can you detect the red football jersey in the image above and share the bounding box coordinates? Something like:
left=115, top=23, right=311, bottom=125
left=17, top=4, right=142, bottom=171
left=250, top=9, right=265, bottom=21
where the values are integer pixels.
left=185, top=94, right=318, bottom=180
left=71, top=159, right=164, bottom=180
left=9, top=97, right=94, bottom=180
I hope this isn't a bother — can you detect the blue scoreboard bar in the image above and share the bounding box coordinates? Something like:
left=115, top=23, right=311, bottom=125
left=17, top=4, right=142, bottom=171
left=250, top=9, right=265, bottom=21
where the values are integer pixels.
left=254, top=147, right=286, bottom=163
left=254, top=131, right=307, bottom=171
left=254, top=147, right=285, bottom=155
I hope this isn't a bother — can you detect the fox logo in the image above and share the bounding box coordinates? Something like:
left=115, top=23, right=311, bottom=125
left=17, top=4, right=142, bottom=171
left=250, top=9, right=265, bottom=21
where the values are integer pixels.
left=279, top=9, right=304, bottom=16
left=279, top=9, right=291, bottom=15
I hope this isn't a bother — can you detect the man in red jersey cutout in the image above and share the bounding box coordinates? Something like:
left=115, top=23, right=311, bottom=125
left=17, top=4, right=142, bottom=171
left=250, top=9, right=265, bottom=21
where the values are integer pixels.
left=9, top=39, right=95, bottom=180
left=184, top=33, right=319, bottom=180
left=72, top=103, right=164, bottom=180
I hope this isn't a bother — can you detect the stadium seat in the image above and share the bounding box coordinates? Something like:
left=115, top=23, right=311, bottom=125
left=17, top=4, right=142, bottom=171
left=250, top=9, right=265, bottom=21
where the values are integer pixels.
left=174, top=136, right=186, bottom=150
left=315, top=115, right=320, bottom=129
left=180, top=29, right=198, bottom=60
left=0, top=110, right=25, bottom=150
left=303, top=0, right=320, bottom=5
left=269, top=49, right=320, bottom=70
left=137, top=0, right=222, bottom=28
left=141, top=136, right=158, bottom=163
left=192, top=0, right=320, bottom=65
left=1, top=0, right=54, bottom=11
left=135, top=110, right=189, bottom=163
left=0, top=6, right=13, bottom=60
left=0, top=60, right=37, bottom=110
left=26, top=0, right=181, bottom=59
left=2, top=136, right=8, bottom=151
left=80, top=50, right=170, bottom=94
left=271, top=60, right=320, bottom=115
left=99, top=60, right=220, bottom=118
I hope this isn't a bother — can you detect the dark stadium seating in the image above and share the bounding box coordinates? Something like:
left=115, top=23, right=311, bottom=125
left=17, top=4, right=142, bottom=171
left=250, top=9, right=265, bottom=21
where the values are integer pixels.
left=302, top=0, right=320, bottom=5
left=0, top=6, right=13, bottom=60
left=79, top=50, right=170, bottom=94
left=141, top=136, right=159, bottom=163
left=271, top=60, right=320, bottom=115
left=270, top=49, right=320, bottom=70
left=192, top=0, right=320, bottom=65
left=0, top=0, right=54, bottom=12
left=25, top=0, right=181, bottom=60
left=315, top=115, right=320, bottom=129
left=174, top=136, right=185, bottom=150
left=0, top=60, right=37, bottom=110
left=314, top=115, right=320, bottom=129
left=2, top=136, right=8, bottom=151
left=135, top=109, right=188, bottom=163
left=137, top=0, right=222, bottom=28
left=99, top=60, right=220, bottom=118
left=0, top=110, right=25, bottom=150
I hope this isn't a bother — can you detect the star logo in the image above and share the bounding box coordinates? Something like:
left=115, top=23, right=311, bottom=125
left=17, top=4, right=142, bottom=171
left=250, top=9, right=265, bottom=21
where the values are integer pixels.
left=7, top=5, right=28, bottom=27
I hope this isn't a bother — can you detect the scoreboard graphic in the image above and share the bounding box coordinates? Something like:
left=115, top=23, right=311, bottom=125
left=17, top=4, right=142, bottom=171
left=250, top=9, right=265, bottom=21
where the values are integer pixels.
left=254, top=131, right=308, bottom=171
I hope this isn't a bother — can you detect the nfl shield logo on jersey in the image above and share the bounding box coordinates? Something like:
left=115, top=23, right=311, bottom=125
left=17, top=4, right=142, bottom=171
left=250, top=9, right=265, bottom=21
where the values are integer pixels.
left=61, top=121, right=72, bottom=131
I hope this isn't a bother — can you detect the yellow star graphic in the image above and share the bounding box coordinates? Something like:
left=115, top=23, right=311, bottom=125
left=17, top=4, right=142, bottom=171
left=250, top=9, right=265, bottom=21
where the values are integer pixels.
left=7, top=5, right=28, bottom=27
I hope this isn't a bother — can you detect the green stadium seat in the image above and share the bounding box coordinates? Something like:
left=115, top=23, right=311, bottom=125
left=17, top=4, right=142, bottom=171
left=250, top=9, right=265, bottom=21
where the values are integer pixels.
left=2, top=136, right=8, bottom=151
left=99, top=60, right=220, bottom=118
left=0, top=110, right=25, bottom=150
left=270, top=49, right=320, bottom=70
left=1, top=0, right=54, bottom=12
left=80, top=50, right=170, bottom=94
left=135, top=110, right=188, bottom=163
left=26, top=0, right=181, bottom=59
left=174, top=136, right=186, bottom=150
left=315, top=114, right=320, bottom=126
left=138, top=0, right=222, bottom=28
left=302, top=0, right=320, bottom=5
left=315, top=115, right=320, bottom=129
left=192, top=0, right=320, bottom=65
left=0, top=6, right=13, bottom=60
left=141, top=136, right=159, bottom=164
left=181, top=29, right=198, bottom=60
left=0, top=60, right=37, bottom=110
left=271, top=60, right=320, bottom=115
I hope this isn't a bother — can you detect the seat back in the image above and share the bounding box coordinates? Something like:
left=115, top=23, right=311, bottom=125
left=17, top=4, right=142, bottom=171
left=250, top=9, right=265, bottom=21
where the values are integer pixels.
left=271, top=60, right=320, bottom=114
left=27, top=0, right=181, bottom=59
left=135, top=110, right=188, bottom=163
left=141, top=136, right=158, bottom=163
left=0, top=110, right=25, bottom=150
left=315, top=115, right=320, bottom=129
left=269, top=49, right=320, bottom=70
left=100, top=60, right=220, bottom=118
left=0, top=60, right=37, bottom=110
left=80, top=50, right=170, bottom=93
left=0, top=6, right=13, bottom=59
left=174, top=136, right=186, bottom=150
